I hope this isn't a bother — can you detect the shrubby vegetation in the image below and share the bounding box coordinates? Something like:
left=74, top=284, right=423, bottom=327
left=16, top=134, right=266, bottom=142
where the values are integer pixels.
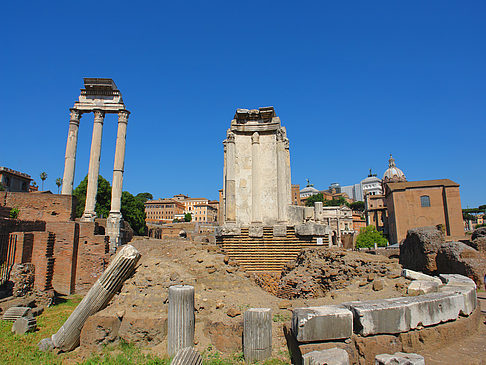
left=356, top=225, right=388, bottom=248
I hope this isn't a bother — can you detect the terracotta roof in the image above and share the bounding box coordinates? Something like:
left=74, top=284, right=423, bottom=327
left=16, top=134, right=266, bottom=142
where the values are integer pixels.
left=386, top=179, right=459, bottom=192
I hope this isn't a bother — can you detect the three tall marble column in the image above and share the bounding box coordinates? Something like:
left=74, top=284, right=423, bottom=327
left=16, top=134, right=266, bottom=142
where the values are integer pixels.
left=61, top=107, right=129, bottom=251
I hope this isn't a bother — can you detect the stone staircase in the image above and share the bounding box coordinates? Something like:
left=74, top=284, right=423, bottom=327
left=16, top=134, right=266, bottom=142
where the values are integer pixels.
left=217, top=226, right=328, bottom=272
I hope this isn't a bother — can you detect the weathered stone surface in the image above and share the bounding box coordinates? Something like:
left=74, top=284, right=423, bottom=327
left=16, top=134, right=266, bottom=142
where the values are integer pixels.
left=288, top=206, right=304, bottom=225
left=168, top=285, right=195, bottom=356
left=10, top=264, right=35, bottom=297
left=273, top=225, right=287, bottom=237
left=439, top=273, right=476, bottom=288
left=2, top=307, right=33, bottom=322
left=401, top=269, right=442, bottom=285
left=249, top=224, right=263, bottom=238
left=203, top=320, right=243, bottom=353
left=302, top=348, right=349, bottom=365
left=44, top=244, right=141, bottom=352
left=407, top=280, right=439, bottom=295
left=80, top=315, right=121, bottom=348
left=375, top=351, right=425, bottom=365
left=295, top=223, right=328, bottom=237
left=243, top=308, right=272, bottom=363
left=38, top=338, right=54, bottom=352
left=292, top=305, right=353, bottom=342
left=276, top=248, right=401, bottom=299
left=343, top=299, right=410, bottom=336
left=12, top=316, right=36, bottom=334
left=373, top=279, right=384, bottom=291
left=215, top=224, right=241, bottom=237
left=436, top=242, right=485, bottom=286
left=399, top=226, right=444, bottom=273
left=391, top=293, right=463, bottom=329
left=471, top=226, right=486, bottom=242
left=118, top=316, right=166, bottom=345
left=172, top=347, right=202, bottom=365
left=438, top=284, right=477, bottom=316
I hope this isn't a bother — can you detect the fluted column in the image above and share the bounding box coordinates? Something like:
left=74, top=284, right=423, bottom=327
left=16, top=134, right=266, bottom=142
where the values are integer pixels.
left=225, top=131, right=236, bottom=222
left=81, top=110, right=105, bottom=222
left=61, top=109, right=82, bottom=195
left=168, top=285, right=195, bottom=356
left=276, top=131, right=288, bottom=223
left=109, top=110, right=129, bottom=214
left=107, top=110, right=129, bottom=250
left=40, top=245, right=141, bottom=352
left=251, top=132, right=261, bottom=223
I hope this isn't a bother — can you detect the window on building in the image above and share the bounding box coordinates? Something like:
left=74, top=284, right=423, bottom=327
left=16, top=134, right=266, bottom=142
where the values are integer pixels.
left=420, top=195, right=431, bottom=207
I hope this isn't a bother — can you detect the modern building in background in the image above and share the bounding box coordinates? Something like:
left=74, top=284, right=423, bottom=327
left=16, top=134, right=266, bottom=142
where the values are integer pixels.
left=144, top=198, right=185, bottom=224
left=145, top=194, right=218, bottom=224
left=341, top=170, right=382, bottom=202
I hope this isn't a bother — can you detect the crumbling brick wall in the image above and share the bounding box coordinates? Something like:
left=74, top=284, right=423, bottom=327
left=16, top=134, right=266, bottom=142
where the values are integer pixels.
left=75, top=222, right=110, bottom=293
left=3, top=192, right=75, bottom=222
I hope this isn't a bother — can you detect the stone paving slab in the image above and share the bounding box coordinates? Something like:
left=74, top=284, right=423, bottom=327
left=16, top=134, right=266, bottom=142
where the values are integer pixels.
left=292, top=305, right=353, bottom=342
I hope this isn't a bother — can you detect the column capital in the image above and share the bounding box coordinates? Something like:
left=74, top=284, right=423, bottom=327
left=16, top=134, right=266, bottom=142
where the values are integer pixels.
left=93, top=109, right=105, bottom=122
left=251, top=131, right=260, bottom=144
left=226, top=130, right=235, bottom=143
left=118, top=110, right=130, bottom=123
left=69, top=108, right=82, bottom=122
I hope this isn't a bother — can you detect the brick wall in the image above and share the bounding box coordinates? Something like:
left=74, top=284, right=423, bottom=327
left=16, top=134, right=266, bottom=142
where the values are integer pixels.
left=0, top=219, right=46, bottom=235
left=75, top=222, right=110, bottom=293
left=3, top=192, right=75, bottom=222
left=46, top=222, right=79, bottom=295
left=31, top=232, right=55, bottom=291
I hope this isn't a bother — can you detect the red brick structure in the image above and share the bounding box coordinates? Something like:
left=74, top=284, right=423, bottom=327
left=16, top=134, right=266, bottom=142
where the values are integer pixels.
left=0, top=191, right=113, bottom=295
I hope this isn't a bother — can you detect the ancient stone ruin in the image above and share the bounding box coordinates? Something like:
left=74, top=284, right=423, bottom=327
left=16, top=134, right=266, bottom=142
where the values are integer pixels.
left=61, top=78, right=130, bottom=251
left=217, top=107, right=346, bottom=272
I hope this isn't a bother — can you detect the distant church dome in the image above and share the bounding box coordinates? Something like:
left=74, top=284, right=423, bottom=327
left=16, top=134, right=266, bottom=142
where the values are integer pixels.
left=300, top=180, right=320, bottom=198
left=383, top=154, right=407, bottom=183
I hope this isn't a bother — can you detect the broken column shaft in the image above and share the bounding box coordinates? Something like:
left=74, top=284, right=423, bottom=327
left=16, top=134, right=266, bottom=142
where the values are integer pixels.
left=41, top=244, right=140, bottom=352
left=244, top=308, right=272, bottom=363
left=167, top=285, right=195, bottom=356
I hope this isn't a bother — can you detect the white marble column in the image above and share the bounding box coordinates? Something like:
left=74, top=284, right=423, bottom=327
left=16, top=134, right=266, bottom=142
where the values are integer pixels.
left=225, top=132, right=236, bottom=222
left=61, top=109, right=82, bottom=195
left=276, top=132, right=286, bottom=222
left=81, top=110, right=105, bottom=222
left=107, top=110, right=129, bottom=250
left=251, top=132, right=261, bottom=223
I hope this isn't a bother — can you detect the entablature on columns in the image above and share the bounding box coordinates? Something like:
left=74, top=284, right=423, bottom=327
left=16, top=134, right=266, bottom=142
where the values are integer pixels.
left=72, top=78, right=128, bottom=114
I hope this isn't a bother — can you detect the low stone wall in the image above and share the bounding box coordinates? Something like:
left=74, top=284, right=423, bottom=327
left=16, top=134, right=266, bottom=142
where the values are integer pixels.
left=290, top=273, right=479, bottom=364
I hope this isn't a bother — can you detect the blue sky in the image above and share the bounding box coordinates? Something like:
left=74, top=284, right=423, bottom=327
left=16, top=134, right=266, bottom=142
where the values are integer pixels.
left=1, top=1, right=484, bottom=208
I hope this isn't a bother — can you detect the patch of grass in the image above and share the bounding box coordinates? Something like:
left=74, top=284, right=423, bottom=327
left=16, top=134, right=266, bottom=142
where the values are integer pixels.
left=0, top=295, right=290, bottom=364
left=201, top=346, right=290, bottom=365
left=272, top=313, right=291, bottom=323
left=82, top=340, right=169, bottom=365
left=0, top=295, right=82, bottom=364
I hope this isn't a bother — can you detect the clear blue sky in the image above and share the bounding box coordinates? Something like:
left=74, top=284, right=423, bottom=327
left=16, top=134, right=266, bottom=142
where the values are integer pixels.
left=1, top=1, right=484, bottom=208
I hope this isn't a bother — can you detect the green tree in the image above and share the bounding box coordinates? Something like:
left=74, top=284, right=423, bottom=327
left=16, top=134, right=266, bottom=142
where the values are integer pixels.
left=184, top=213, right=192, bottom=222
left=356, top=225, right=388, bottom=248
left=121, top=191, right=147, bottom=236
left=56, top=178, right=62, bottom=194
left=40, top=172, right=47, bottom=191
left=135, top=192, right=153, bottom=203
left=350, top=201, right=365, bottom=212
left=305, top=193, right=324, bottom=207
left=73, top=175, right=112, bottom=218
left=0, top=182, right=5, bottom=191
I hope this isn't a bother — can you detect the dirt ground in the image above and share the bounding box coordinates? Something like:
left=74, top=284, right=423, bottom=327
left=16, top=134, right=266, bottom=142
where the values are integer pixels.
left=81, top=237, right=486, bottom=363
left=91, top=237, right=409, bottom=358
